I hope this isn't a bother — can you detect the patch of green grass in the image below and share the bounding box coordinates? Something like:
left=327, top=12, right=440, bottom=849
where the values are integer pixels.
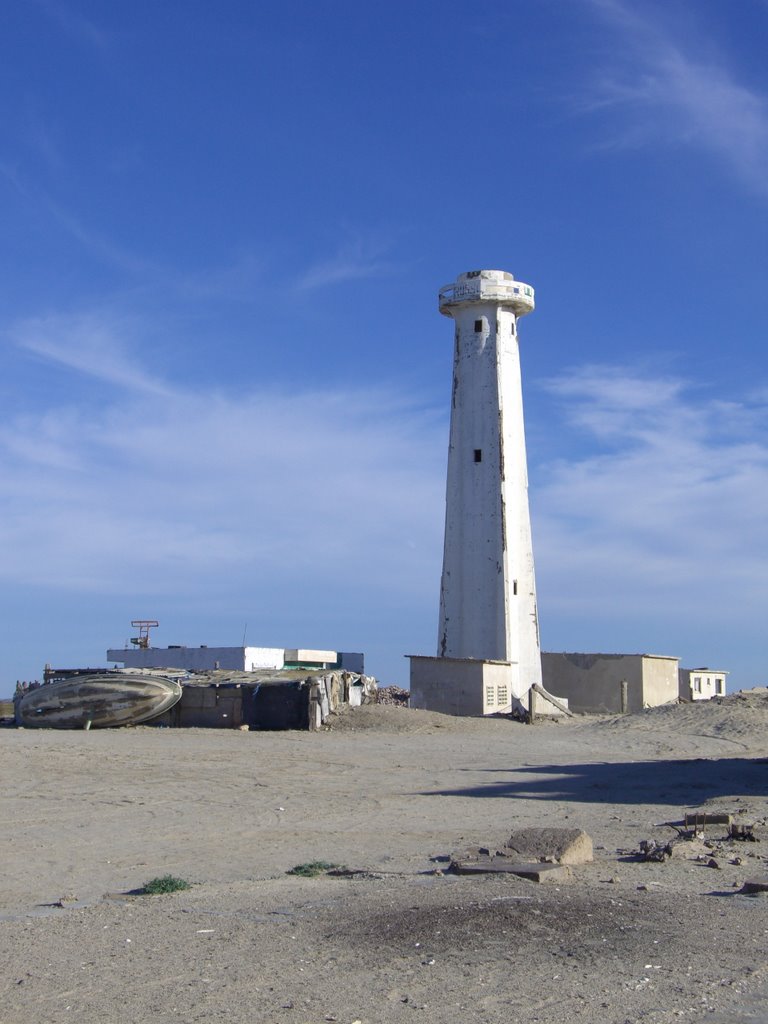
left=141, top=875, right=192, bottom=895
left=287, top=861, right=341, bottom=877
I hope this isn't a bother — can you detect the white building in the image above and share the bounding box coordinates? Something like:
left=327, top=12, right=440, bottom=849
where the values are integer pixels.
left=409, top=269, right=543, bottom=715
left=679, top=667, right=728, bottom=701
left=107, top=645, right=364, bottom=675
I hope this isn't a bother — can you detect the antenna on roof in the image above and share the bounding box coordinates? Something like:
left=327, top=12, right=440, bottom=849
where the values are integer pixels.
left=242, top=623, right=248, bottom=647
left=130, top=620, right=159, bottom=649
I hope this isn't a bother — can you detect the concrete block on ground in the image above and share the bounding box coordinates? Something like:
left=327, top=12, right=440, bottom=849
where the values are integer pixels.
left=741, top=877, right=768, bottom=894
left=451, top=858, right=571, bottom=883
left=503, top=827, right=593, bottom=865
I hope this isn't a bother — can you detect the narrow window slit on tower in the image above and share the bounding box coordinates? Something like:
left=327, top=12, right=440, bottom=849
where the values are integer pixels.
left=474, top=319, right=483, bottom=332
left=513, top=579, right=518, bottom=595
left=474, top=449, right=482, bottom=463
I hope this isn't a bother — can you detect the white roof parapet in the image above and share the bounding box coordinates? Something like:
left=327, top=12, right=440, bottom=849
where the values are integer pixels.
left=284, top=649, right=337, bottom=663
left=439, top=269, right=535, bottom=317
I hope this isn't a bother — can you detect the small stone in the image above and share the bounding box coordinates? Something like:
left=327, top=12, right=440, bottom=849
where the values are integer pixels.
left=708, top=858, right=721, bottom=869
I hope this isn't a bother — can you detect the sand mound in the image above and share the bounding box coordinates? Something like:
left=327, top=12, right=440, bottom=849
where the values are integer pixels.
left=322, top=702, right=519, bottom=734
left=590, top=688, right=768, bottom=746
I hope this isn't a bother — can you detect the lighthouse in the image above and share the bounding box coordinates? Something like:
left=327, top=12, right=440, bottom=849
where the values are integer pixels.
left=408, top=269, right=542, bottom=715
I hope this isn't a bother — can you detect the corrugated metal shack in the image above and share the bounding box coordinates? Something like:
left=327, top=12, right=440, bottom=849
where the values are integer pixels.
left=150, top=669, right=377, bottom=730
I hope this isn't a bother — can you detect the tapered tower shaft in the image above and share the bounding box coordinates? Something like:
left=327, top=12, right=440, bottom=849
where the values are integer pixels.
left=437, top=269, right=542, bottom=693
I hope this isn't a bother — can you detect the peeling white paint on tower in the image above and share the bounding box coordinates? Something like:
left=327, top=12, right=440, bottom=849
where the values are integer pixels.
left=436, top=269, right=542, bottom=698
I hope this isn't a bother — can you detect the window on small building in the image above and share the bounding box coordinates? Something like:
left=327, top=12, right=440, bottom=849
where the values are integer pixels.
left=497, top=685, right=508, bottom=705
left=716, top=678, right=725, bottom=694
left=474, top=449, right=482, bottom=463
left=486, top=686, right=495, bottom=707
left=693, top=677, right=702, bottom=692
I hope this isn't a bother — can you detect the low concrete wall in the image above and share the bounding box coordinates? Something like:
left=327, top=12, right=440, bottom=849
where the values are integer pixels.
left=541, top=653, right=678, bottom=713
left=641, top=656, right=679, bottom=707
left=541, top=653, right=644, bottom=713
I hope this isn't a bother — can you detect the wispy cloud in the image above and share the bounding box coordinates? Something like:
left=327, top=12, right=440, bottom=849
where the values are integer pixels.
left=534, top=364, right=768, bottom=633
left=297, top=236, right=396, bottom=290
left=9, top=312, right=175, bottom=397
left=583, top=0, right=768, bottom=199
left=0, top=162, right=161, bottom=276
left=171, top=251, right=268, bottom=302
left=31, top=0, right=109, bottom=52
left=4, top=321, right=768, bottom=681
left=0, top=313, right=446, bottom=599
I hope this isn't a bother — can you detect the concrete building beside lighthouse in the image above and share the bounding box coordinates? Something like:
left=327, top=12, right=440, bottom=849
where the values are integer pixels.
left=409, top=269, right=547, bottom=716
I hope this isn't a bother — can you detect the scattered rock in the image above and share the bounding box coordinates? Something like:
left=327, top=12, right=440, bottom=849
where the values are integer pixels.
left=376, top=686, right=410, bottom=706
left=668, top=838, right=706, bottom=860
left=729, top=823, right=758, bottom=842
left=638, top=839, right=673, bottom=862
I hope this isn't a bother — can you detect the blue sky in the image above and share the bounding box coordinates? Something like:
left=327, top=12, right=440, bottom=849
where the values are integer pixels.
left=2, top=0, right=767, bottom=694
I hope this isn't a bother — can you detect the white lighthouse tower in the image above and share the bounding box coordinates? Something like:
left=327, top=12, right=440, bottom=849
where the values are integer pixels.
left=409, top=269, right=543, bottom=715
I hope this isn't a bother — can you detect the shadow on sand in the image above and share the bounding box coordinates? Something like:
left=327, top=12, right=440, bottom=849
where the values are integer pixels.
left=421, top=757, right=768, bottom=807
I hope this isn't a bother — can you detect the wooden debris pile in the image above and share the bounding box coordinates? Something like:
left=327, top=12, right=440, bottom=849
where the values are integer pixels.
left=636, top=809, right=761, bottom=867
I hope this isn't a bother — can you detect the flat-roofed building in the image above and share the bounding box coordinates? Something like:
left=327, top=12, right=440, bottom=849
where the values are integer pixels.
left=679, top=667, right=728, bottom=701
left=107, top=644, right=363, bottom=674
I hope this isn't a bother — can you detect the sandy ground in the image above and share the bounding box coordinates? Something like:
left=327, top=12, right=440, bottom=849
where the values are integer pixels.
left=3, top=693, right=768, bottom=1023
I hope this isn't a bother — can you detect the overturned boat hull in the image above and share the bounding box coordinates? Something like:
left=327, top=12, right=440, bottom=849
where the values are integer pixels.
left=17, top=673, right=183, bottom=729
